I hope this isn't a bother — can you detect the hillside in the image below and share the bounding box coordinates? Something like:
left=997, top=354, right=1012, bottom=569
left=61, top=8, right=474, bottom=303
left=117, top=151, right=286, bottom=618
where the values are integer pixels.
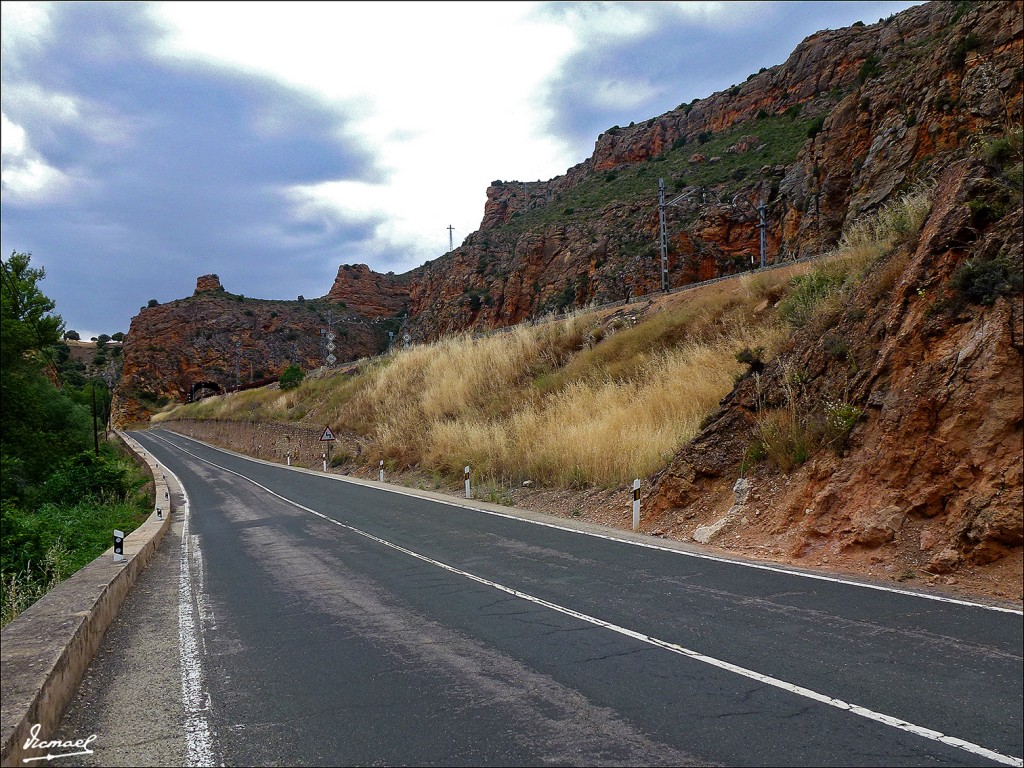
left=402, top=0, right=1021, bottom=337
left=112, top=0, right=1022, bottom=426
left=114, top=274, right=398, bottom=424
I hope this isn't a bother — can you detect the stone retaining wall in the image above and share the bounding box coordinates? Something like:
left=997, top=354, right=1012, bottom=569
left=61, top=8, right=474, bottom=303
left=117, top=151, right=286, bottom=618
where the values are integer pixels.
left=160, top=419, right=363, bottom=469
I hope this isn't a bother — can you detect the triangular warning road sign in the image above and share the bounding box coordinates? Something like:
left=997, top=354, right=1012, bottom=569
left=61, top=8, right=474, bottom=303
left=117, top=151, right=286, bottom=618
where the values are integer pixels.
left=319, top=426, right=336, bottom=442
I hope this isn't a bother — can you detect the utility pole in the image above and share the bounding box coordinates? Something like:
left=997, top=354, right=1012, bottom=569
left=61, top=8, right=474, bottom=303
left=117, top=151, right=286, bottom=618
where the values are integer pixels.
left=235, top=340, right=241, bottom=391
left=658, top=179, right=706, bottom=291
left=728, top=183, right=773, bottom=268
left=448, top=225, right=454, bottom=253
left=658, top=179, right=670, bottom=291
left=758, top=195, right=767, bottom=269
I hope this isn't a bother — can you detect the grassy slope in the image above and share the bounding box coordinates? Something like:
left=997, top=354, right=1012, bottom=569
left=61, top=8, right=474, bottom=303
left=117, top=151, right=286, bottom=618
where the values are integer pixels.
left=153, top=186, right=934, bottom=492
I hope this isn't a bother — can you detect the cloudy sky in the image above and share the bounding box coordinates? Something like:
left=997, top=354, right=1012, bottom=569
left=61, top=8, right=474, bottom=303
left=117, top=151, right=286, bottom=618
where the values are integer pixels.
left=1, top=1, right=919, bottom=339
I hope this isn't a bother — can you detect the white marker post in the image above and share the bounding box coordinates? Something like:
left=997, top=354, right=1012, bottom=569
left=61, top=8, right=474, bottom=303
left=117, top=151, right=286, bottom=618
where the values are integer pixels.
left=287, top=451, right=291, bottom=467
left=113, top=530, right=125, bottom=563
left=632, top=479, right=641, bottom=531
left=322, top=453, right=327, bottom=472
left=465, top=466, right=471, bottom=499
left=379, top=460, right=385, bottom=482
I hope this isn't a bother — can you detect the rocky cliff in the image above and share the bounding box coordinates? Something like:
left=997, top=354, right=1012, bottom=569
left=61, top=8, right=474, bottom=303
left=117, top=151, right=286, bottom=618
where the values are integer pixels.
left=398, top=0, right=1021, bottom=340
left=647, top=156, right=1022, bottom=580
left=113, top=276, right=389, bottom=425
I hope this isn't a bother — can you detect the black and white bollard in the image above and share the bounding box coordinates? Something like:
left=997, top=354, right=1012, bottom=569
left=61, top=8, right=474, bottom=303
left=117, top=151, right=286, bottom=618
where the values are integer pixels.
left=632, top=479, right=641, bottom=531
left=156, top=506, right=163, bottom=521
left=113, top=530, right=125, bottom=563
left=379, top=460, right=385, bottom=482
left=322, top=453, right=327, bottom=472
left=464, top=466, right=471, bottom=499
left=287, top=451, right=291, bottom=467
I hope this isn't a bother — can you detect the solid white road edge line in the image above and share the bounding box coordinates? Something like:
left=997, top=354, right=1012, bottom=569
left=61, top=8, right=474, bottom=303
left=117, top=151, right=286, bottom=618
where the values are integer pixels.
left=155, top=430, right=1023, bottom=616
left=150, top=433, right=1024, bottom=768
left=167, top=463, right=217, bottom=767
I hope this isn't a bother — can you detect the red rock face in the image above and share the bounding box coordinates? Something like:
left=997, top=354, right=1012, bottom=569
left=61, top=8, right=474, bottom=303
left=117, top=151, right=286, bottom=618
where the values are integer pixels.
left=647, top=159, right=1023, bottom=572
left=194, top=274, right=223, bottom=294
left=112, top=292, right=384, bottom=426
left=325, top=264, right=410, bottom=318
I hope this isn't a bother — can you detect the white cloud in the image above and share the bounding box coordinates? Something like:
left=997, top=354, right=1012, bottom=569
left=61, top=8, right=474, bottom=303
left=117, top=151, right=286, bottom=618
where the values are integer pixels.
left=0, top=111, right=26, bottom=154
left=148, top=1, right=579, bottom=268
left=0, top=111, right=71, bottom=204
left=589, top=78, right=661, bottom=110
left=0, top=1, right=54, bottom=72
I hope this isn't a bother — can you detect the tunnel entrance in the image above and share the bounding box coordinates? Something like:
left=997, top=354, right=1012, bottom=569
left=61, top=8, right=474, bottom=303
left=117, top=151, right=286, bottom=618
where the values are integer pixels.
left=188, top=381, right=223, bottom=402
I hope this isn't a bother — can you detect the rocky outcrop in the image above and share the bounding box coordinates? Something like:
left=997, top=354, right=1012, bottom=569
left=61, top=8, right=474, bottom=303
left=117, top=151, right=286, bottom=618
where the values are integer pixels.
left=646, top=159, right=1023, bottom=573
left=113, top=286, right=385, bottom=425
left=325, top=264, right=410, bottom=318
left=194, top=274, right=223, bottom=294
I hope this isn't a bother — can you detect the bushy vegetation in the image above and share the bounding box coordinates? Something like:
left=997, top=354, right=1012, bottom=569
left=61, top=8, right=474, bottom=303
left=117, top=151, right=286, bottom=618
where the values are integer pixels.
left=278, top=364, right=305, bottom=390
left=951, top=257, right=1022, bottom=306
left=1, top=252, right=150, bottom=626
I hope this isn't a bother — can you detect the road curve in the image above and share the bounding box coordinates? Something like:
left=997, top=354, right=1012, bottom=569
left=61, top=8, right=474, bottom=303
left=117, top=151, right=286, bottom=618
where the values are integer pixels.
left=64, top=429, right=1024, bottom=767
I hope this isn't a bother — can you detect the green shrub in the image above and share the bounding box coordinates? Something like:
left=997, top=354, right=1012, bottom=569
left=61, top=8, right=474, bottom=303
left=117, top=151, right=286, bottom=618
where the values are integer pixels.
left=951, top=258, right=1022, bottom=305
left=858, top=54, right=881, bottom=83
left=279, top=364, right=305, bottom=390
left=823, top=334, right=849, bottom=360
left=778, top=269, right=845, bottom=327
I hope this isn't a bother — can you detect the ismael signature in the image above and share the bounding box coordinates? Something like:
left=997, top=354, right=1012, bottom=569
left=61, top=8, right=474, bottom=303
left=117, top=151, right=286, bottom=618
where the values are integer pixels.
left=22, top=723, right=97, bottom=763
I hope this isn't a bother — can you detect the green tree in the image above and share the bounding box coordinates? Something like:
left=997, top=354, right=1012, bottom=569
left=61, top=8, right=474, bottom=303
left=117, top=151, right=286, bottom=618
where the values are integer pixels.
left=278, top=364, right=305, bottom=390
left=1, top=252, right=63, bottom=369
left=1, top=252, right=90, bottom=494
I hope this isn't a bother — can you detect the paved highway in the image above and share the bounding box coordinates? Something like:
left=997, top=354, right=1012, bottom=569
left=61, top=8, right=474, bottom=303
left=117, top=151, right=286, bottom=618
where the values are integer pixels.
left=58, top=429, right=1023, bottom=766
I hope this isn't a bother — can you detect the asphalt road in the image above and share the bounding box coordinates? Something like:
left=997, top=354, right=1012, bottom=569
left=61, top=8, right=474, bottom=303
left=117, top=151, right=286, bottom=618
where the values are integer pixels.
left=57, top=429, right=1023, bottom=767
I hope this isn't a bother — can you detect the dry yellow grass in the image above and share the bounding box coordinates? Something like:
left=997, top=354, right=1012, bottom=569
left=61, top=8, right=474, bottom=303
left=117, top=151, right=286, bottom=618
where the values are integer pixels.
left=336, top=299, right=784, bottom=486
left=157, top=281, right=787, bottom=487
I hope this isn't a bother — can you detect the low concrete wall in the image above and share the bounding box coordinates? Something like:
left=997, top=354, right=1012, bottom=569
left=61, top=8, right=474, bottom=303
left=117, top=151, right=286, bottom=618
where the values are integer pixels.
left=0, top=433, right=171, bottom=767
left=161, top=418, right=363, bottom=470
